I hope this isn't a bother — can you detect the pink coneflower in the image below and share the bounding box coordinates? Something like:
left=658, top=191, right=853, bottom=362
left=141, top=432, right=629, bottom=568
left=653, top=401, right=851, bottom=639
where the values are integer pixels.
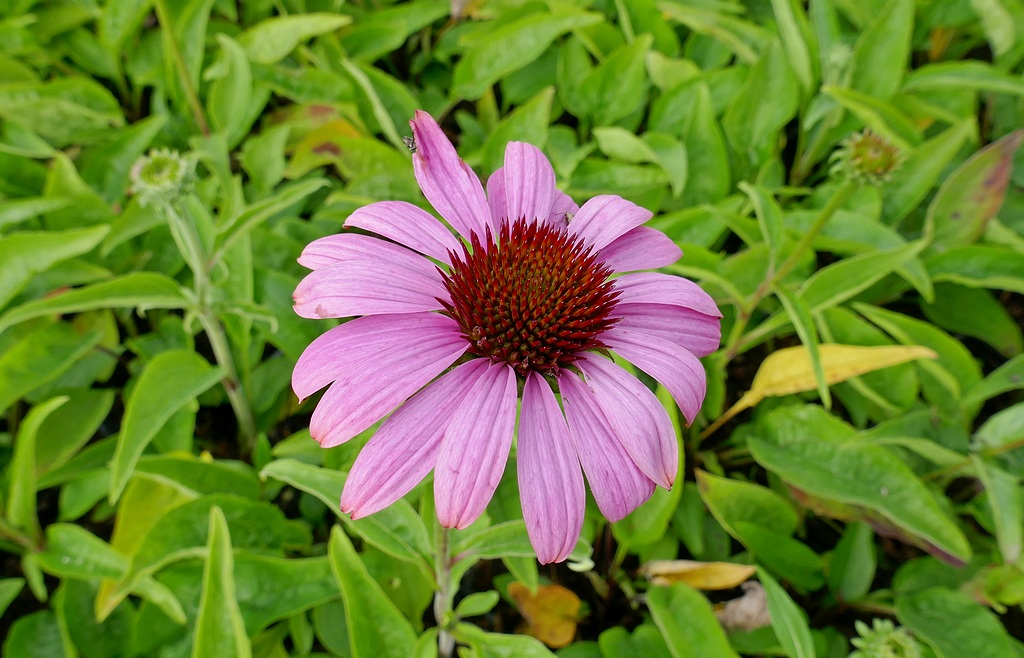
left=292, top=111, right=721, bottom=564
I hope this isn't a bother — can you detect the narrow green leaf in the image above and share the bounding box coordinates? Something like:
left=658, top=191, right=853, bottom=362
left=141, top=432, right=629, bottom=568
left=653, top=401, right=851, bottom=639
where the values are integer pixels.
left=972, top=456, right=1022, bottom=565
left=453, top=11, right=602, bottom=100
left=850, top=0, right=913, bottom=98
left=0, top=322, right=100, bottom=413
left=328, top=526, right=417, bottom=658
left=964, top=354, right=1024, bottom=405
left=0, top=197, right=74, bottom=230
left=757, top=568, right=815, bottom=658
left=192, top=506, right=252, bottom=658
left=7, top=397, right=68, bottom=543
left=109, top=350, right=224, bottom=503
left=771, top=0, right=817, bottom=96
left=822, top=85, right=922, bottom=149
left=207, top=34, right=253, bottom=148
left=647, top=583, right=740, bottom=658
left=0, top=578, right=25, bottom=618
left=0, top=272, right=188, bottom=332
left=903, top=61, right=1024, bottom=97
left=775, top=285, right=830, bottom=407
left=0, top=225, right=109, bottom=310
left=238, top=14, right=352, bottom=65
left=215, top=178, right=327, bottom=258
left=739, top=183, right=785, bottom=269
left=341, top=59, right=404, bottom=151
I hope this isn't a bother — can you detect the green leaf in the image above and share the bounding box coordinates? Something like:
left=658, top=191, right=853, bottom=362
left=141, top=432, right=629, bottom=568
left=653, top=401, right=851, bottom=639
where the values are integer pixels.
left=7, top=396, right=67, bottom=543
left=723, top=39, right=799, bottom=165
left=109, top=350, right=224, bottom=503
left=925, top=130, right=1022, bottom=251
left=453, top=11, right=602, bottom=100
left=238, top=13, right=352, bottom=65
left=739, top=183, right=784, bottom=269
left=192, top=506, right=252, bottom=658
left=696, top=469, right=799, bottom=539
left=642, top=132, right=688, bottom=198
left=0, top=225, right=109, bottom=310
left=0, top=272, right=189, bottom=332
left=825, top=522, right=876, bottom=602
left=340, top=0, right=449, bottom=62
left=1, top=611, right=70, bottom=658
left=903, top=61, right=1024, bottom=97
left=757, top=568, right=815, bottom=658
left=822, top=85, right=921, bottom=149
left=260, top=459, right=432, bottom=572
left=849, top=0, right=913, bottom=98
left=0, top=196, right=74, bottom=230
left=482, top=87, right=554, bottom=175
left=0, top=578, right=25, bottom=617
left=771, top=0, right=817, bottom=96
left=328, top=526, right=417, bottom=658
left=455, top=591, right=500, bottom=619
left=215, top=178, right=327, bottom=259
left=207, top=35, right=253, bottom=148
left=965, top=354, right=1024, bottom=406
left=647, top=584, right=740, bottom=658
left=922, top=283, right=1022, bottom=358
left=749, top=405, right=971, bottom=565
left=736, top=523, right=824, bottom=592
left=452, top=623, right=557, bottom=657
left=35, top=388, right=115, bottom=476
left=0, top=322, right=100, bottom=413
left=78, top=114, right=167, bottom=203
left=579, top=35, right=653, bottom=126
left=896, top=588, right=1016, bottom=658
left=972, top=456, right=1022, bottom=565
left=340, top=59, right=405, bottom=151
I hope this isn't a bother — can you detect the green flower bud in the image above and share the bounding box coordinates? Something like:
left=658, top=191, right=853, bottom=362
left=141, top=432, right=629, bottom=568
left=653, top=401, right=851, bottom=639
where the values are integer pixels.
left=849, top=619, right=922, bottom=658
left=830, top=130, right=903, bottom=186
left=130, top=148, right=196, bottom=207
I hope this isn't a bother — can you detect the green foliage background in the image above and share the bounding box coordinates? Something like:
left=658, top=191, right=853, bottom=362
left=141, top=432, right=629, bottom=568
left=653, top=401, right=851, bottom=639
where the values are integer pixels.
left=1, top=0, right=1023, bottom=656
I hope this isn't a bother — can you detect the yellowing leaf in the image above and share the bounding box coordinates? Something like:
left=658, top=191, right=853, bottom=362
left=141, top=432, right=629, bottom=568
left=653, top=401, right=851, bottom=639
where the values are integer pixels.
left=703, top=344, right=937, bottom=439
left=508, top=582, right=581, bottom=648
left=641, top=560, right=756, bottom=590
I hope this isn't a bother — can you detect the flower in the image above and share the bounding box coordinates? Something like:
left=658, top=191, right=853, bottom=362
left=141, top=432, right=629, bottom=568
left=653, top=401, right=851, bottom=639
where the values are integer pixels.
left=291, top=111, right=721, bottom=564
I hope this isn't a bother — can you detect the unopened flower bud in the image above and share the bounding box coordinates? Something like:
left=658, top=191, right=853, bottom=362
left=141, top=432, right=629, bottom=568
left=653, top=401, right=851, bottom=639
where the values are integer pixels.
left=849, top=619, right=922, bottom=658
left=130, top=148, right=196, bottom=207
left=830, top=130, right=903, bottom=186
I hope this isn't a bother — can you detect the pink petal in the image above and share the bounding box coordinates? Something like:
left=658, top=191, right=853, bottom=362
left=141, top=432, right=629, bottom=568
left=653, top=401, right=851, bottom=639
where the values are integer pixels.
left=597, top=226, right=682, bottom=272
left=341, top=360, right=488, bottom=518
left=578, top=356, right=677, bottom=490
left=558, top=371, right=656, bottom=522
left=292, top=242, right=448, bottom=319
left=518, top=373, right=585, bottom=564
left=503, top=142, right=556, bottom=223
left=486, top=167, right=506, bottom=227
left=546, top=191, right=579, bottom=228
left=342, top=201, right=461, bottom=265
left=613, top=272, right=723, bottom=318
left=297, top=233, right=417, bottom=270
left=434, top=362, right=518, bottom=529
left=411, top=110, right=492, bottom=240
left=567, top=195, right=653, bottom=251
left=603, top=328, right=707, bottom=425
left=302, top=313, right=468, bottom=447
left=611, top=302, right=722, bottom=358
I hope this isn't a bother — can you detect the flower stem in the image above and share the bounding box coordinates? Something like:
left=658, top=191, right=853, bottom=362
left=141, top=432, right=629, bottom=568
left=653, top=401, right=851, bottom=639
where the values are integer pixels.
left=722, top=181, right=856, bottom=361
left=165, top=203, right=258, bottom=457
left=434, top=526, right=455, bottom=658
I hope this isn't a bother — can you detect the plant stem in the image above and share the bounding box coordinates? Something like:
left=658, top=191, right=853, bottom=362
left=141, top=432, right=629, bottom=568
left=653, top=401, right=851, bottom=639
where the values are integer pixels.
left=434, top=526, right=455, bottom=658
left=722, top=181, right=856, bottom=361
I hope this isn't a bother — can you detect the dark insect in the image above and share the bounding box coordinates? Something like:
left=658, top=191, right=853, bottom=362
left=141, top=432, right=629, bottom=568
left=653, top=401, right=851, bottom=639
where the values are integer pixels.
left=402, top=136, right=417, bottom=154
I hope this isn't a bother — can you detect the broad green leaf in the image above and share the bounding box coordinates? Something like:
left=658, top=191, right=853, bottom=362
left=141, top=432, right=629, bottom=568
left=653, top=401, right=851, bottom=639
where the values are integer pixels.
left=0, top=322, right=100, bottom=413
left=642, top=132, right=688, bottom=198
left=681, top=83, right=730, bottom=205
left=1, top=610, right=69, bottom=658
left=757, top=568, right=815, bottom=658
left=207, top=35, right=253, bottom=148
left=259, top=459, right=432, bottom=571
left=737, top=523, right=824, bottom=591
left=926, top=245, right=1024, bottom=294
left=453, top=520, right=590, bottom=563
left=922, top=283, right=1022, bottom=357
left=455, top=591, right=500, bottom=619
left=340, top=1, right=449, bottom=62
left=965, top=354, right=1024, bottom=405
left=599, top=624, right=672, bottom=658
left=826, top=522, right=876, bottom=602
left=192, top=507, right=252, bottom=658
left=0, top=272, right=188, bottom=332
left=724, top=40, right=799, bottom=166
left=696, top=469, right=799, bottom=538
left=238, top=13, right=351, bottom=65
left=749, top=405, right=971, bottom=565
left=925, top=130, right=1022, bottom=251
left=328, top=526, right=417, bottom=658
left=903, top=61, right=1024, bottom=97
left=0, top=196, right=73, bottom=230
left=647, top=584, right=740, bottom=658
left=896, top=588, right=1016, bottom=658
left=850, top=0, right=913, bottom=98
left=799, top=240, right=923, bottom=310
left=972, top=456, right=1023, bottom=564
left=7, top=397, right=67, bottom=543
left=109, top=350, right=224, bottom=503
left=579, top=35, right=653, bottom=126
left=882, top=120, right=975, bottom=225
left=659, top=2, right=769, bottom=63
left=453, top=11, right=603, bottom=100
left=453, top=623, right=557, bottom=657
left=0, top=225, right=108, bottom=310
left=0, top=578, right=24, bottom=617
left=135, top=455, right=261, bottom=500
left=35, top=388, right=115, bottom=476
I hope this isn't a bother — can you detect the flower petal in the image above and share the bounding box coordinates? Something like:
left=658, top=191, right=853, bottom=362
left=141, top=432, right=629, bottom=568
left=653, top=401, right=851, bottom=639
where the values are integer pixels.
left=559, top=371, right=656, bottom=522
left=603, top=328, right=707, bottom=425
left=341, top=360, right=488, bottom=518
left=503, top=142, right=556, bottom=223
left=546, top=191, right=579, bottom=228
left=578, top=356, right=677, bottom=489
left=343, top=200, right=460, bottom=265
left=434, top=362, right=518, bottom=529
left=293, top=241, right=448, bottom=319
left=486, top=167, right=506, bottom=226
left=611, top=302, right=722, bottom=357
left=518, top=373, right=585, bottom=564
left=411, top=110, right=492, bottom=239
left=597, top=226, right=682, bottom=272
left=613, top=272, right=723, bottom=318
left=567, top=195, right=653, bottom=251
left=302, top=313, right=467, bottom=447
